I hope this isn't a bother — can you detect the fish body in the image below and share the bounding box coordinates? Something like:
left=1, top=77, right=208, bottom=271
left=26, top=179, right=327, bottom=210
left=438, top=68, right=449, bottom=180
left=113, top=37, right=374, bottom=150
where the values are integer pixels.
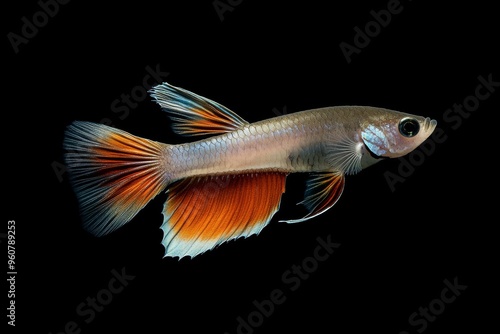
left=64, top=83, right=436, bottom=259
left=167, top=106, right=435, bottom=179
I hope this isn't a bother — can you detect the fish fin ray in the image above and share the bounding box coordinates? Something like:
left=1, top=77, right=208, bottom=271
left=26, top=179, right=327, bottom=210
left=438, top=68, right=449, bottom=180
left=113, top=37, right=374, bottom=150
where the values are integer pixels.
left=325, top=132, right=363, bottom=175
left=282, top=171, right=344, bottom=224
left=149, top=82, right=249, bottom=136
left=64, top=121, right=170, bottom=236
left=161, top=172, right=287, bottom=259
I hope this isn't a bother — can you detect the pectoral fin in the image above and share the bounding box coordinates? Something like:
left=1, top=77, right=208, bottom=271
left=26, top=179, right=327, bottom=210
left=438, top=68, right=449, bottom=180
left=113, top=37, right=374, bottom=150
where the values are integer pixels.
left=282, top=171, right=345, bottom=224
left=161, top=172, right=287, bottom=259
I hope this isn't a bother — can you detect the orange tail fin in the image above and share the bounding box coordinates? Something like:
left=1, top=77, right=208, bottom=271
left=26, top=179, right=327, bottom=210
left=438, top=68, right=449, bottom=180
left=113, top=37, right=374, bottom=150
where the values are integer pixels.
left=64, top=121, right=170, bottom=236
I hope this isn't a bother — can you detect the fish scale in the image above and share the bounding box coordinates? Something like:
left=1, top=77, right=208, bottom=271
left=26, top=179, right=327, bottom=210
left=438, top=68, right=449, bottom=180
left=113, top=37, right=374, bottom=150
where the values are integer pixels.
left=166, top=109, right=330, bottom=180
left=64, top=82, right=436, bottom=258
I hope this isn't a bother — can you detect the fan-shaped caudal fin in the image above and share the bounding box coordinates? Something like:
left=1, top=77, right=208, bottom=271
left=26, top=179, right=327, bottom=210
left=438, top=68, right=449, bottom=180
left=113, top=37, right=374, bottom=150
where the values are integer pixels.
left=149, top=82, right=249, bottom=136
left=282, top=171, right=345, bottom=224
left=64, top=121, right=170, bottom=236
left=161, top=172, right=287, bottom=259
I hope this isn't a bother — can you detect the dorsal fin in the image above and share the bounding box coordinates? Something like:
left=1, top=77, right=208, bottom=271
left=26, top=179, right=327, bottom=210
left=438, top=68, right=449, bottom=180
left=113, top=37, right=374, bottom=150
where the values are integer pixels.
left=282, top=171, right=345, bottom=224
left=149, top=82, right=249, bottom=136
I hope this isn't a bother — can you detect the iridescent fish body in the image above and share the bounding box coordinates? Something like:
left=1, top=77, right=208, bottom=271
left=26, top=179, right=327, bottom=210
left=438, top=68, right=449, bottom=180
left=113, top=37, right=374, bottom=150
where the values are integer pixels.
left=64, top=83, right=437, bottom=259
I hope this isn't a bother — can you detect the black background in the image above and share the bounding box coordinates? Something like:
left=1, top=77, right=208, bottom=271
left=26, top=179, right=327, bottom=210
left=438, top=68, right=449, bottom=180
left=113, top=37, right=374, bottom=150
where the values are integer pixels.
left=4, top=1, right=497, bottom=333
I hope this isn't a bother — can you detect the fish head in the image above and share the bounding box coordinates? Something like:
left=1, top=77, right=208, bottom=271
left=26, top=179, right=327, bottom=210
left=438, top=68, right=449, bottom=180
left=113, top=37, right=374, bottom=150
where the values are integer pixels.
left=360, top=108, right=437, bottom=159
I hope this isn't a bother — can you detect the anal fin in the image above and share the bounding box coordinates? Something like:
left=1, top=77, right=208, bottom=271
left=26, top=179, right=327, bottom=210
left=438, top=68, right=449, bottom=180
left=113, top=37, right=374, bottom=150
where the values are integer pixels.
left=282, top=171, right=345, bottom=224
left=161, top=172, right=287, bottom=259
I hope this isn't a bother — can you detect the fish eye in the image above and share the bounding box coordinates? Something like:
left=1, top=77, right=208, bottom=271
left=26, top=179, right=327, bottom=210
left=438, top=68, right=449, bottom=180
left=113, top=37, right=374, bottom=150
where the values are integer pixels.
left=398, top=118, right=420, bottom=137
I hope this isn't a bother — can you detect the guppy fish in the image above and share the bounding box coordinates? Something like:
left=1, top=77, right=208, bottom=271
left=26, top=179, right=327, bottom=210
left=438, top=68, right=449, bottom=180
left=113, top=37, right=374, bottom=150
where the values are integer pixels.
left=64, top=82, right=437, bottom=259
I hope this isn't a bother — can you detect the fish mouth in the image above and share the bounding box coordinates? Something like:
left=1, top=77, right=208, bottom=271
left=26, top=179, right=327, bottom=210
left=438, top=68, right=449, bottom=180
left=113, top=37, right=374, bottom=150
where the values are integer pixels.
left=423, top=117, right=437, bottom=133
